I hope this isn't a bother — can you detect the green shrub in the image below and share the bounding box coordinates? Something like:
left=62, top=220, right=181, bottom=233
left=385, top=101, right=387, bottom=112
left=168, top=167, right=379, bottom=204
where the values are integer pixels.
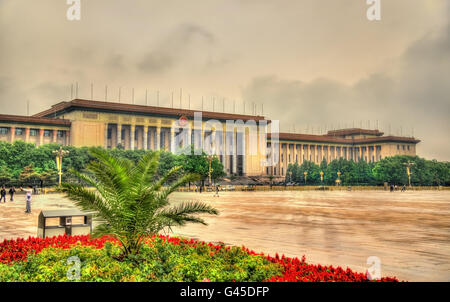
left=0, top=238, right=283, bottom=282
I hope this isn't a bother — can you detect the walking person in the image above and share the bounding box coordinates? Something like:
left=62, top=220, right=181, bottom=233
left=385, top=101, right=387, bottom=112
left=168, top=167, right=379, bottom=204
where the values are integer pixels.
left=9, top=186, right=16, bottom=201
left=20, top=186, right=33, bottom=213
left=0, top=186, right=6, bottom=203
left=214, top=185, right=220, bottom=197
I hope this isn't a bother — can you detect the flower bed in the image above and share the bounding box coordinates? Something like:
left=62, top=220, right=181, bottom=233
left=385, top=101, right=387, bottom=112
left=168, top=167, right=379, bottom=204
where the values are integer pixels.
left=0, top=235, right=399, bottom=282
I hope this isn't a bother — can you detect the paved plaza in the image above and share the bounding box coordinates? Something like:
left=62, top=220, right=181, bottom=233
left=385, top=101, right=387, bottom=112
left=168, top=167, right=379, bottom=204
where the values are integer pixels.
left=1, top=190, right=449, bottom=281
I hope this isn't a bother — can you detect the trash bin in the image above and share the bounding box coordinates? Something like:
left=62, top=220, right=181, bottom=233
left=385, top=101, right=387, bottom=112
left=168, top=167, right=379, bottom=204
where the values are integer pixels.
left=37, top=209, right=93, bottom=238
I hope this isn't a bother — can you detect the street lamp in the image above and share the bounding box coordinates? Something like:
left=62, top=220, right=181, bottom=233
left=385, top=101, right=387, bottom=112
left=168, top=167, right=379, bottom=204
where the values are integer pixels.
left=303, top=171, right=308, bottom=185
left=404, top=161, right=414, bottom=188
left=53, top=147, right=69, bottom=186
left=207, top=155, right=214, bottom=187
left=336, top=171, right=341, bottom=186
left=288, top=171, right=293, bottom=183
left=320, top=171, right=324, bottom=186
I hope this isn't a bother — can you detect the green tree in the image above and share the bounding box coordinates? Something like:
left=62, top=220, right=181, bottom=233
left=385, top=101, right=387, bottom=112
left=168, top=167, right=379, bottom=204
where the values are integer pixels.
left=18, top=164, right=41, bottom=185
left=0, top=166, right=12, bottom=185
left=61, top=148, right=219, bottom=259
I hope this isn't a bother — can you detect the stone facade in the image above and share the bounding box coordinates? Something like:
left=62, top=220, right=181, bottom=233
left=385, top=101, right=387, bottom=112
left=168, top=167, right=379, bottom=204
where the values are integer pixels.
left=1, top=99, right=420, bottom=177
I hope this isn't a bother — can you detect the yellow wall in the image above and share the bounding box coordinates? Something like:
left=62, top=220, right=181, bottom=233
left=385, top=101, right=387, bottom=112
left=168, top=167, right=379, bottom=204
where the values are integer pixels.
left=70, top=120, right=106, bottom=147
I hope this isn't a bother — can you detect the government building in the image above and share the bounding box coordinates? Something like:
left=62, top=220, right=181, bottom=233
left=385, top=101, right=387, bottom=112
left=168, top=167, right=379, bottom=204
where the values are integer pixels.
left=0, top=99, right=420, bottom=178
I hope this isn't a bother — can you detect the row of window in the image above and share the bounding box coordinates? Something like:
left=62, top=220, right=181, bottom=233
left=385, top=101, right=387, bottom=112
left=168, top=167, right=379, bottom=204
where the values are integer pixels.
left=0, top=127, right=66, bottom=137
left=397, top=144, right=411, bottom=151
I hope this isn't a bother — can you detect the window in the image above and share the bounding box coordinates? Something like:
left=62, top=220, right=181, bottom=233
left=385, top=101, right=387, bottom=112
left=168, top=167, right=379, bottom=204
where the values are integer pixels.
left=107, top=129, right=112, bottom=139
left=407, top=145, right=410, bottom=151
left=397, top=145, right=400, bottom=150
left=30, top=129, right=38, bottom=136
left=44, top=130, right=51, bottom=137
left=15, top=128, right=24, bottom=135
left=0, top=127, right=8, bottom=135
left=57, top=130, right=65, bottom=138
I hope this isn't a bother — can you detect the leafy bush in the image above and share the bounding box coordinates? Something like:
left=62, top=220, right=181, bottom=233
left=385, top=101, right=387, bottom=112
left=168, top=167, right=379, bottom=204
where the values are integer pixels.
left=0, top=237, right=282, bottom=282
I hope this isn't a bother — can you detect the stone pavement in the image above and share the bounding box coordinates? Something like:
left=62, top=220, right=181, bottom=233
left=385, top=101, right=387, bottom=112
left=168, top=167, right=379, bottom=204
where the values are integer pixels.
left=1, top=190, right=449, bottom=281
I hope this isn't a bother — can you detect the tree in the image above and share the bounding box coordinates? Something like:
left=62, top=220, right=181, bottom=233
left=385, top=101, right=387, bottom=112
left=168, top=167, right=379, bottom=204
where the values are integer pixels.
left=0, top=166, right=12, bottom=185
left=61, top=148, right=219, bottom=259
left=18, top=164, right=41, bottom=186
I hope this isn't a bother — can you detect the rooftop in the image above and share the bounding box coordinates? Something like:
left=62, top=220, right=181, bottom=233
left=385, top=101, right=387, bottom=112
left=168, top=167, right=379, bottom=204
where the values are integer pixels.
left=269, top=132, right=420, bottom=144
left=326, top=128, right=384, bottom=137
left=34, top=99, right=268, bottom=122
left=0, top=114, right=71, bottom=127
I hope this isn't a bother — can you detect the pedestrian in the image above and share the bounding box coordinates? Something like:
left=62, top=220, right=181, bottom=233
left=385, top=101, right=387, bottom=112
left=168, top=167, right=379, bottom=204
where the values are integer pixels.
left=214, top=185, right=220, bottom=197
left=20, top=186, right=33, bottom=213
left=9, top=186, right=16, bottom=201
left=0, top=186, right=6, bottom=203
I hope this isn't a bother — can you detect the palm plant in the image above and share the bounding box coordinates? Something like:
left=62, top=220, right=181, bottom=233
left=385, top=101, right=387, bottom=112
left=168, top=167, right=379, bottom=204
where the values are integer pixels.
left=61, top=148, right=219, bottom=258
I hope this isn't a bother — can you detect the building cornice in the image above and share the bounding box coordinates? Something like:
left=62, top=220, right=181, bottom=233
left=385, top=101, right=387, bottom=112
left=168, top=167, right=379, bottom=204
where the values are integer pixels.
left=33, top=99, right=268, bottom=123
left=0, top=114, right=71, bottom=127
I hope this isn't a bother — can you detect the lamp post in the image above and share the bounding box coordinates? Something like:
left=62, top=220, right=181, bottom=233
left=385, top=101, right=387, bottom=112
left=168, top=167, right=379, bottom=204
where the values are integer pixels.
left=288, top=171, right=293, bottom=183
left=207, top=155, right=214, bottom=187
left=304, top=171, right=308, bottom=185
left=337, top=171, right=341, bottom=186
left=404, top=161, right=414, bottom=188
left=320, top=171, right=324, bottom=186
left=53, top=147, right=69, bottom=186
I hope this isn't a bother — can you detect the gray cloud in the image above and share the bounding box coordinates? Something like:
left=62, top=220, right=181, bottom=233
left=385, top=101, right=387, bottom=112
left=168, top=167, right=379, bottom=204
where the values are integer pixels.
left=138, top=23, right=216, bottom=74
left=243, top=22, right=450, bottom=160
left=0, top=0, right=448, bottom=160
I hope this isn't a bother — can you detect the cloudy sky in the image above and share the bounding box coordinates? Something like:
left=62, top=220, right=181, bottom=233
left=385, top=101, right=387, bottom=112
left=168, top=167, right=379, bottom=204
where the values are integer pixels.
left=0, top=0, right=448, bottom=160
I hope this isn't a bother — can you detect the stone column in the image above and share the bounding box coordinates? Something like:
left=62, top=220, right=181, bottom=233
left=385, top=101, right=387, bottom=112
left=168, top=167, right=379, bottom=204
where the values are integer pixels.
left=53, top=129, right=58, bottom=143
left=130, top=125, right=135, bottom=150
left=366, top=146, right=369, bottom=162
left=117, top=124, right=122, bottom=147
left=187, top=126, right=192, bottom=148
left=293, top=144, right=297, bottom=163
left=241, top=128, right=246, bottom=175
left=65, top=130, right=70, bottom=146
left=156, top=126, right=161, bottom=151
left=143, top=127, right=148, bottom=150
left=299, top=144, right=303, bottom=163
left=321, top=145, right=324, bottom=162
left=10, top=126, right=15, bottom=143
left=232, top=130, right=237, bottom=175
left=170, top=126, right=175, bottom=153
left=221, top=128, right=227, bottom=173
left=39, top=129, right=44, bottom=146
left=25, top=128, right=30, bottom=143
left=104, top=124, right=108, bottom=148
left=306, top=145, right=310, bottom=162
left=149, top=128, right=154, bottom=150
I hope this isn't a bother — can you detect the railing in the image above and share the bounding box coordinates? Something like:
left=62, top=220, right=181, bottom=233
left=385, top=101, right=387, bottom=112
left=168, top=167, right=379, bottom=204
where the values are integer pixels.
left=176, top=185, right=450, bottom=192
